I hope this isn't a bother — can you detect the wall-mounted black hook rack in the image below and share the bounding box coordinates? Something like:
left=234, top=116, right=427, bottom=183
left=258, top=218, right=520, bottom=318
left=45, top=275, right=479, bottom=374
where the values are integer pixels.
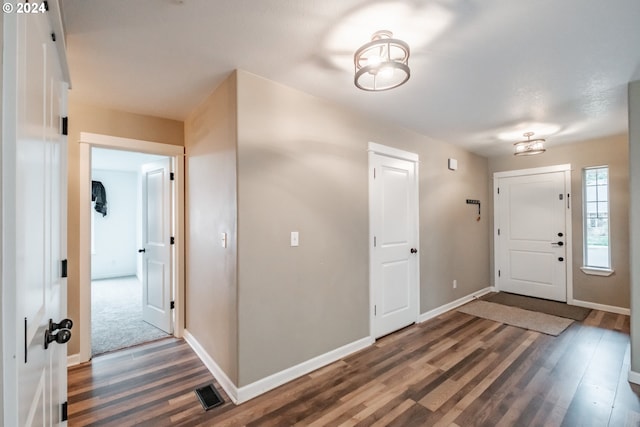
left=466, top=199, right=481, bottom=220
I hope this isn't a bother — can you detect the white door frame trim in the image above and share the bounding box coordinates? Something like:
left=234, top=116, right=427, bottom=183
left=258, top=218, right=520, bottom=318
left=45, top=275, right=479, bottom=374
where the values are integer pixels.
left=78, top=132, right=185, bottom=362
left=367, top=142, right=420, bottom=340
left=493, top=164, right=573, bottom=303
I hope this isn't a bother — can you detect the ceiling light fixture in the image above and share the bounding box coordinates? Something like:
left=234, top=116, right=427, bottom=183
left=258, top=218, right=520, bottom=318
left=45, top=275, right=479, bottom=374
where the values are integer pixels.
left=514, top=132, right=546, bottom=156
left=354, top=30, right=410, bottom=91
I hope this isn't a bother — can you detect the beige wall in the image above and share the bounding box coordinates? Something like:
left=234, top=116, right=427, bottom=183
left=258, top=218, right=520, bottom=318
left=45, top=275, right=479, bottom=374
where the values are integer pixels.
left=183, top=72, right=239, bottom=383
left=235, top=70, right=490, bottom=386
left=67, top=95, right=184, bottom=355
left=488, top=134, right=630, bottom=309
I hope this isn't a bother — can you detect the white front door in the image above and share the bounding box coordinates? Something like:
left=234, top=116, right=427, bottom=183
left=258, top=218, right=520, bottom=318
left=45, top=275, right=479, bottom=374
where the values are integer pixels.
left=495, top=168, right=570, bottom=302
left=3, top=6, right=69, bottom=426
left=370, top=146, right=419, bottom=338
left=140, top=159, right=173, bottom=333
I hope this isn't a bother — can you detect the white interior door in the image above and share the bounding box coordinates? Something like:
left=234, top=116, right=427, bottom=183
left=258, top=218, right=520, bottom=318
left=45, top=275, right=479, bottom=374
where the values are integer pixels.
left=495, top=169, right=569, bottom=302
left=3, top=7, right=69, bottom=426
left=140, top=159, right=173, bottom=334
left=47, top=46, right=69, bottom=427
left=370, top=147, right=419, bottom=338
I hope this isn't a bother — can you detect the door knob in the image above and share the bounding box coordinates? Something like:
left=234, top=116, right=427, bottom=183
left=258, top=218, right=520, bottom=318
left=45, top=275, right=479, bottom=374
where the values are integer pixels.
left=558, top=232, right=564, bottom=237
left=49, top=318, right=73, bottom=332
left=558, top=257, right=564, bottom=262
left=138, top=248, right=146, bottom=253
left=44, top=328, right=71, bottom=349
left=410, top=248, right=418, bottom=254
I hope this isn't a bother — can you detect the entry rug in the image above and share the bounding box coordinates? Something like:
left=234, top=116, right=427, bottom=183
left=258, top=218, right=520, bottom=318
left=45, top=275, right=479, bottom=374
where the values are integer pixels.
left=458, top=300, right=574, bottom=336
left=483, top=292, right=591, bottom=321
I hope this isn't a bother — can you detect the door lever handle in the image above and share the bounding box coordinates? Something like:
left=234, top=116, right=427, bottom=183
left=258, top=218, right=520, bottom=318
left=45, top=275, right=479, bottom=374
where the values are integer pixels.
left=138, top=248, right=146, bottom=253
left=410, top=248, right=418, bottom=254
left=44, top=328, right=71, bottom=350
left=551, top=241, right=564, bottom=247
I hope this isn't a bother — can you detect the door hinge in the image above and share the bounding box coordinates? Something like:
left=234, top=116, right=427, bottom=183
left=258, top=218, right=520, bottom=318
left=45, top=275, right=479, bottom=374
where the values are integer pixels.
left=170, top=172, right=175, bottom=181
left=170, top=301, right=175, bottom=310
left=374, top=305, right=377, bottom=316
left=61, top=401, right=68, bottom=422
left=170, top=236, right=175, bottom=245
left=51, top=32, right=56, bottom=42
left=61, top=259, right=68, bottom=278
left=373, top=168, right=376, bottom=179
left=61, top=116, right=68, bottom=135
left=567, top=193, right=570, bottom=209
left=498, top=270, right=501, bottom=277
left=373, top=236, right=376, bottom=247
left=497, top=228, right=500, bottom=236
left=497, top=187, right=500, bottom=194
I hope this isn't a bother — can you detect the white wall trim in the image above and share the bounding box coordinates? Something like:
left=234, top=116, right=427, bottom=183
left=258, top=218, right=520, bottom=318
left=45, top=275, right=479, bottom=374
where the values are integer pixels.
left=79, top=143, right=91, bottom=361
left=493, top=164, right=572, bottom=179
left=67, top=353, right=81, bottom=368
left=418, top=287, right=496, bottom=323
left=237, top=336, right=373, bottom=404
left=79, top=132, right=184, bottom=156
left=628, top=369, right=640, bottom=385
left=183, top=330, right=239, bottom=404
left=565, top=167, right=574, bottom=304
left=173, top=154, right=185, bottom=339
left=184, top=330, right=373, bottom=405
left=570, top=299, right=630, bottom=315
left=579, top=266, right=615, bottom=277
left=367, top=141, right=419, bottom=162
left=78, top=133, right=185, bottom=362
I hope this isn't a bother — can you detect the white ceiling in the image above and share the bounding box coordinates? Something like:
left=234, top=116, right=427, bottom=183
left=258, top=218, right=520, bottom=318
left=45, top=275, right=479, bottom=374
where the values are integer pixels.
left=61, top=0, right=640, bottom=157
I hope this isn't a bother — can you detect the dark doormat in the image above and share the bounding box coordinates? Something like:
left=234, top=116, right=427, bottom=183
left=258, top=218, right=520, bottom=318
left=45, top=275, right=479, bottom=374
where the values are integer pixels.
left=195, top=384, right=224, bottom=411
left=482, top=292, right=591, bottom=321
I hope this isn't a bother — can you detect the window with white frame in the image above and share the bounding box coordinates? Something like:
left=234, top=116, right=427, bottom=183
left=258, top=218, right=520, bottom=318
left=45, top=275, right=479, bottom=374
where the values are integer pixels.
left=583, top=166, right=611, bottom=270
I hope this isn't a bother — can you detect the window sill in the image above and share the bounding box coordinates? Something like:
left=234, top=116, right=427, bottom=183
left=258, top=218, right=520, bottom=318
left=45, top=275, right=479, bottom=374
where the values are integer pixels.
left=580, top=267, right=614, bottom=277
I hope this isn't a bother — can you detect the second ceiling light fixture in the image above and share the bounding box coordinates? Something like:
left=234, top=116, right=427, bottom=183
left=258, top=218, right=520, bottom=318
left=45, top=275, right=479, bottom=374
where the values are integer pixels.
left=514, top=132, right=547, bottom=156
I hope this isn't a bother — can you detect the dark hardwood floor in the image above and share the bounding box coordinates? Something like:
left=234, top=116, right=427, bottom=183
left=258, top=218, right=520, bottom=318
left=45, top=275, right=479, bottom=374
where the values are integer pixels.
left=68, top=307, right=640, bottom=426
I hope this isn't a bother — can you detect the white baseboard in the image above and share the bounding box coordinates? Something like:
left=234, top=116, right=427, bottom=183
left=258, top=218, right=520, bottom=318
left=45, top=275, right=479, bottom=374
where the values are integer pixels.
left=183, top=330, right=240, bottom=404
left=184, top=329, right=373, bottom=405
left=236, top=336, right=373, bottom=403
left=418, top=286, right=495, bottom=323
left=570, top=299, right=630, bottom=315
left=629, top=369, right=640, bottom=385
left=67, top=353, right=81, bottom=367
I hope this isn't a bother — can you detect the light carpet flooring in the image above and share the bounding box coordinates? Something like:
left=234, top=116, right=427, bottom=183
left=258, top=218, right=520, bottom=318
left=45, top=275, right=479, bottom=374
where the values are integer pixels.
left=91, top=276, right=169, bottom=356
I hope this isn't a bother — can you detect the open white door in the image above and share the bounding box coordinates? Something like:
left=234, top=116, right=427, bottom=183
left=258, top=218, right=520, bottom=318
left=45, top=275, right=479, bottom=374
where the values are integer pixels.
left=140, top=159, right=173, bottom=334
left=2, top=5, right=70, bottom=426
left=369, top=144, right=419, bottom=338
left=495, top=166, right=571, bottom=302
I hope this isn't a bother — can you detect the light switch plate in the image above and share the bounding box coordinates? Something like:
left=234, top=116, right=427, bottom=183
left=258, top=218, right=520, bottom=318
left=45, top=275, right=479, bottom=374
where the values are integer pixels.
left=291, top=231, right=299, bottom=247
left=448, top=158, right=458, bottom=171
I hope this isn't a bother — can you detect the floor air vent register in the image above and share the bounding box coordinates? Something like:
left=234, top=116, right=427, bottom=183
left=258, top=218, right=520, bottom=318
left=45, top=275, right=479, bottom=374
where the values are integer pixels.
left=195, top=384, right=224, bottom=411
